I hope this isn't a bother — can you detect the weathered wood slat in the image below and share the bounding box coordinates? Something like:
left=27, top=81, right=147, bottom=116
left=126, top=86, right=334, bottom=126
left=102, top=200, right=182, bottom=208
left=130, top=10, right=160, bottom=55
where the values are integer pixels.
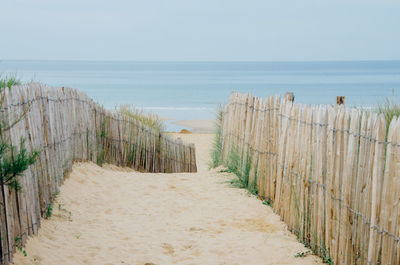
left=220, top=92, right=400, bottom=265
left=0, top=84, right=197, bottom=265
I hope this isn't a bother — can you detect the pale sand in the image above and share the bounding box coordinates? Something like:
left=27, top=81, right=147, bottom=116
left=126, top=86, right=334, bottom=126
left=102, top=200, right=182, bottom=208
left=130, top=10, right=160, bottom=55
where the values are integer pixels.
left=171, top=120, right=215, bottom=133
left=14, top=133, right=322, bottom=265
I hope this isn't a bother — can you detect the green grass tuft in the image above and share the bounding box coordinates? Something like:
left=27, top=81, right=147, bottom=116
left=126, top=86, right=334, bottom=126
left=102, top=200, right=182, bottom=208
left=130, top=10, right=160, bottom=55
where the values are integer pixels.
left=295, top=250, right=311, bottom=258
left=210, top=107, right=224, bottom=168
left=15, top=236, right=27, bottom=256
left=225, top=145, right=241, bottom=178
left=208, top=106, right=259, bottom=196
left=96, top=118, right=108, bottom=165
left=117, top=105, right=165, bottom=132
left=45, top=202, right=53, bottom=219
left=377, top=97, right=400, bottom=126
left=262, top=199, right=272, bottom=206
left=225, top=145, right=258, bottom=195
left=0, top=75, right=22, bottom=90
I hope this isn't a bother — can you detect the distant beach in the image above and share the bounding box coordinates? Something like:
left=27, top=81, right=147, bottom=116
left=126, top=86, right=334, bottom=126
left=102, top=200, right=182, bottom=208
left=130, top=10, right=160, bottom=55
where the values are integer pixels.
left=1, top=60, right=400, bottom=131
left=171, top=119, right=215, bottom=133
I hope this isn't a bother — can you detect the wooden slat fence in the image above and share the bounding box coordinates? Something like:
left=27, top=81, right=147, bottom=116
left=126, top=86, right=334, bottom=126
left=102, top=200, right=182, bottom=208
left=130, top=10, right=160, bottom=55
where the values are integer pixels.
left=221, top=92, right=400, bottom=265
left=0, top=83, right=197, bottom=265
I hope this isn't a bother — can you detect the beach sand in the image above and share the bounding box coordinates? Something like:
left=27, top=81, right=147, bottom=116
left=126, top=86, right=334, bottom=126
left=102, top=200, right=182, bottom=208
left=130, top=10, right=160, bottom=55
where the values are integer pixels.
left=13, top=133, right=322, bottom=265
left=170, top=120, right=214, bottom=133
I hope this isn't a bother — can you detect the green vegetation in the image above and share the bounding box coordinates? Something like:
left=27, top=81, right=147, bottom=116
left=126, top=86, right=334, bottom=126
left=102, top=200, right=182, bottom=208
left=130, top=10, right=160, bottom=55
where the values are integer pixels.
left=210, top=108, right=224, bottom=168
left=312, top=238, right=333, bottom=265
left=262, top=199, right=271, bottom=206
left=96, top=118, right=108, bottom=165
left=15, top=236, right=27, bottom=257
left=0, top=140, right=38, bottom=191
left=214, top=143, right=258, bottom=195
left=226, top=147, right=258, bottom=195
left=117, top=105, right=165, bottom=132
left=295, top=230, right=333, bottom=265
left=116, top=105, right=166, bottom=170
left=0, top=74, right=21, bottom=90
left=209, top=106, right=258, bottom=195
left=295, top=250, right=311, bottom=258
left=0, top=76, right=38, bottom=191
left=45, top=202, right=53, bottom=219
left=377, top=97, right=400, bottom=125
left=320, top=244, right=333, bottom=265
left=226, top=146, right=246, bottom=187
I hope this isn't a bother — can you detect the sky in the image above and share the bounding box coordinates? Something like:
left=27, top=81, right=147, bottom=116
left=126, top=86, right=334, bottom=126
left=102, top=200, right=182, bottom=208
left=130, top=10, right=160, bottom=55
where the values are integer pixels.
left=1, top=0, right=399, bottom=61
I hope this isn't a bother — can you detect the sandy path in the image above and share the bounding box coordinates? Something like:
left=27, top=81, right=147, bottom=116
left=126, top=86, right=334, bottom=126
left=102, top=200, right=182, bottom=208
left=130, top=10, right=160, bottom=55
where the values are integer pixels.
left=171, top=120, right=214, bottom=133
left=14, top=133, right=322, bottom=265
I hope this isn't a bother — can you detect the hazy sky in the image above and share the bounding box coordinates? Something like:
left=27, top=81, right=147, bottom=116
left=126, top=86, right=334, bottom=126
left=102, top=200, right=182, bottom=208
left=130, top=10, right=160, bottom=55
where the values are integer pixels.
left=1, top=0, right=399, bottom=61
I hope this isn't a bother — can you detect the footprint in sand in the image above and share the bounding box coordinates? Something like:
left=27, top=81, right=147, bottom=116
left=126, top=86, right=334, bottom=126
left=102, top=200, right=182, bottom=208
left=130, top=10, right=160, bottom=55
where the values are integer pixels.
left=189, top=227, right=203, bottom=232
left=182, top=244, right=193, bottom=250
left=31, top=255, right=42, bottom=265
left=161, top=243, right=175, bottom=255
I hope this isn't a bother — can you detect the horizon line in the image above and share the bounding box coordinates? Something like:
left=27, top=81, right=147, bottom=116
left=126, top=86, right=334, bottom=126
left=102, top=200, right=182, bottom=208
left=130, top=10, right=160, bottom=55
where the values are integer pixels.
left=1, top=59, right=400, bottom=63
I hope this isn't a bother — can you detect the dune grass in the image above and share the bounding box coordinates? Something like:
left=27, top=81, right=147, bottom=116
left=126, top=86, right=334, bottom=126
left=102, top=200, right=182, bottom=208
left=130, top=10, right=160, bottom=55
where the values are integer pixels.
left=209, top=106, right=258, bottom=195
left=210, top=108, right=224, bottom=168
left=377, top=97, right=400, bottom=125
left=226, top=146, right=249, bottom=189
left=225, top=146, right=258, bottom=195
left=117, top=105, right=165, bottom=132
left=0, top=75, right=22, bottom=90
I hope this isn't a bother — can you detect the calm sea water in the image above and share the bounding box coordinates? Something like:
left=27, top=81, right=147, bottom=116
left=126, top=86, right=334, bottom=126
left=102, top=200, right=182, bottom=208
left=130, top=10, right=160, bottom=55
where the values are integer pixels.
left=1, top=60, right=399, bottom=130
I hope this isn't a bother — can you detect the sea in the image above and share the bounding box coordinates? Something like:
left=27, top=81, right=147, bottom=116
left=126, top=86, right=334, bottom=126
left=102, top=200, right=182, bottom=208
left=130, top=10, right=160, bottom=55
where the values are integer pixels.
left=1, top=60, right=399, bottom=131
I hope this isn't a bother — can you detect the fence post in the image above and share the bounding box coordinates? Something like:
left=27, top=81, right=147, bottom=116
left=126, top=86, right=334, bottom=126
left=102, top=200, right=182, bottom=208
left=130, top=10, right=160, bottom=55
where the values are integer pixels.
left=336, top=96, right=345, bottom=105
left=285, top=92, right=295, bottom=102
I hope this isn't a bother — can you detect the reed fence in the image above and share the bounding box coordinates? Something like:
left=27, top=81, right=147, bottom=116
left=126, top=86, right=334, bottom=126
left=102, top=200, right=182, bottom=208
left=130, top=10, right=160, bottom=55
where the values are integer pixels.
left=0, top=83, right=196, bottom=265
left=221, top=92, right=399, bottom=265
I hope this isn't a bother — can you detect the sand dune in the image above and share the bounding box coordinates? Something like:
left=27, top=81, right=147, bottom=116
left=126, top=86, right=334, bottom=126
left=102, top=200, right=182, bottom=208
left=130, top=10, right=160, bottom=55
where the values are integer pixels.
left=14, top=133, right=322, bottom=265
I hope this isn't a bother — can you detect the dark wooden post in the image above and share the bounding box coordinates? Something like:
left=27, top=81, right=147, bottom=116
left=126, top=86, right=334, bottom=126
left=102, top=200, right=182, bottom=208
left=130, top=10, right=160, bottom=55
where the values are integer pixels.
left=285, top=92, right=295, bottom=102
left=336, top=96, right=345, bottom=105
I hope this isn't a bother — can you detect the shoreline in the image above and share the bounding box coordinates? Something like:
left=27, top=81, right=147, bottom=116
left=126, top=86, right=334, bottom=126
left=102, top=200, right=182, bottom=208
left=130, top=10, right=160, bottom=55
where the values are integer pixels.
left=168, top=119, right=215, bottom=133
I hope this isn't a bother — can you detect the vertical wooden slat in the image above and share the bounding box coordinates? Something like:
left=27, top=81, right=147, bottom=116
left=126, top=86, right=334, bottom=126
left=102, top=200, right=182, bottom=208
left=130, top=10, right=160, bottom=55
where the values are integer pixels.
left=257, top=98, right=268, bottom=198
left=339, top=109, right=360, bottom=264
left=249, top=98, right=262, bottom=189
left=219, top=92, right=400, bottom=265
left=0, top=84, right=196, bottom=265
left=379, top=117, right=400, bottom=265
